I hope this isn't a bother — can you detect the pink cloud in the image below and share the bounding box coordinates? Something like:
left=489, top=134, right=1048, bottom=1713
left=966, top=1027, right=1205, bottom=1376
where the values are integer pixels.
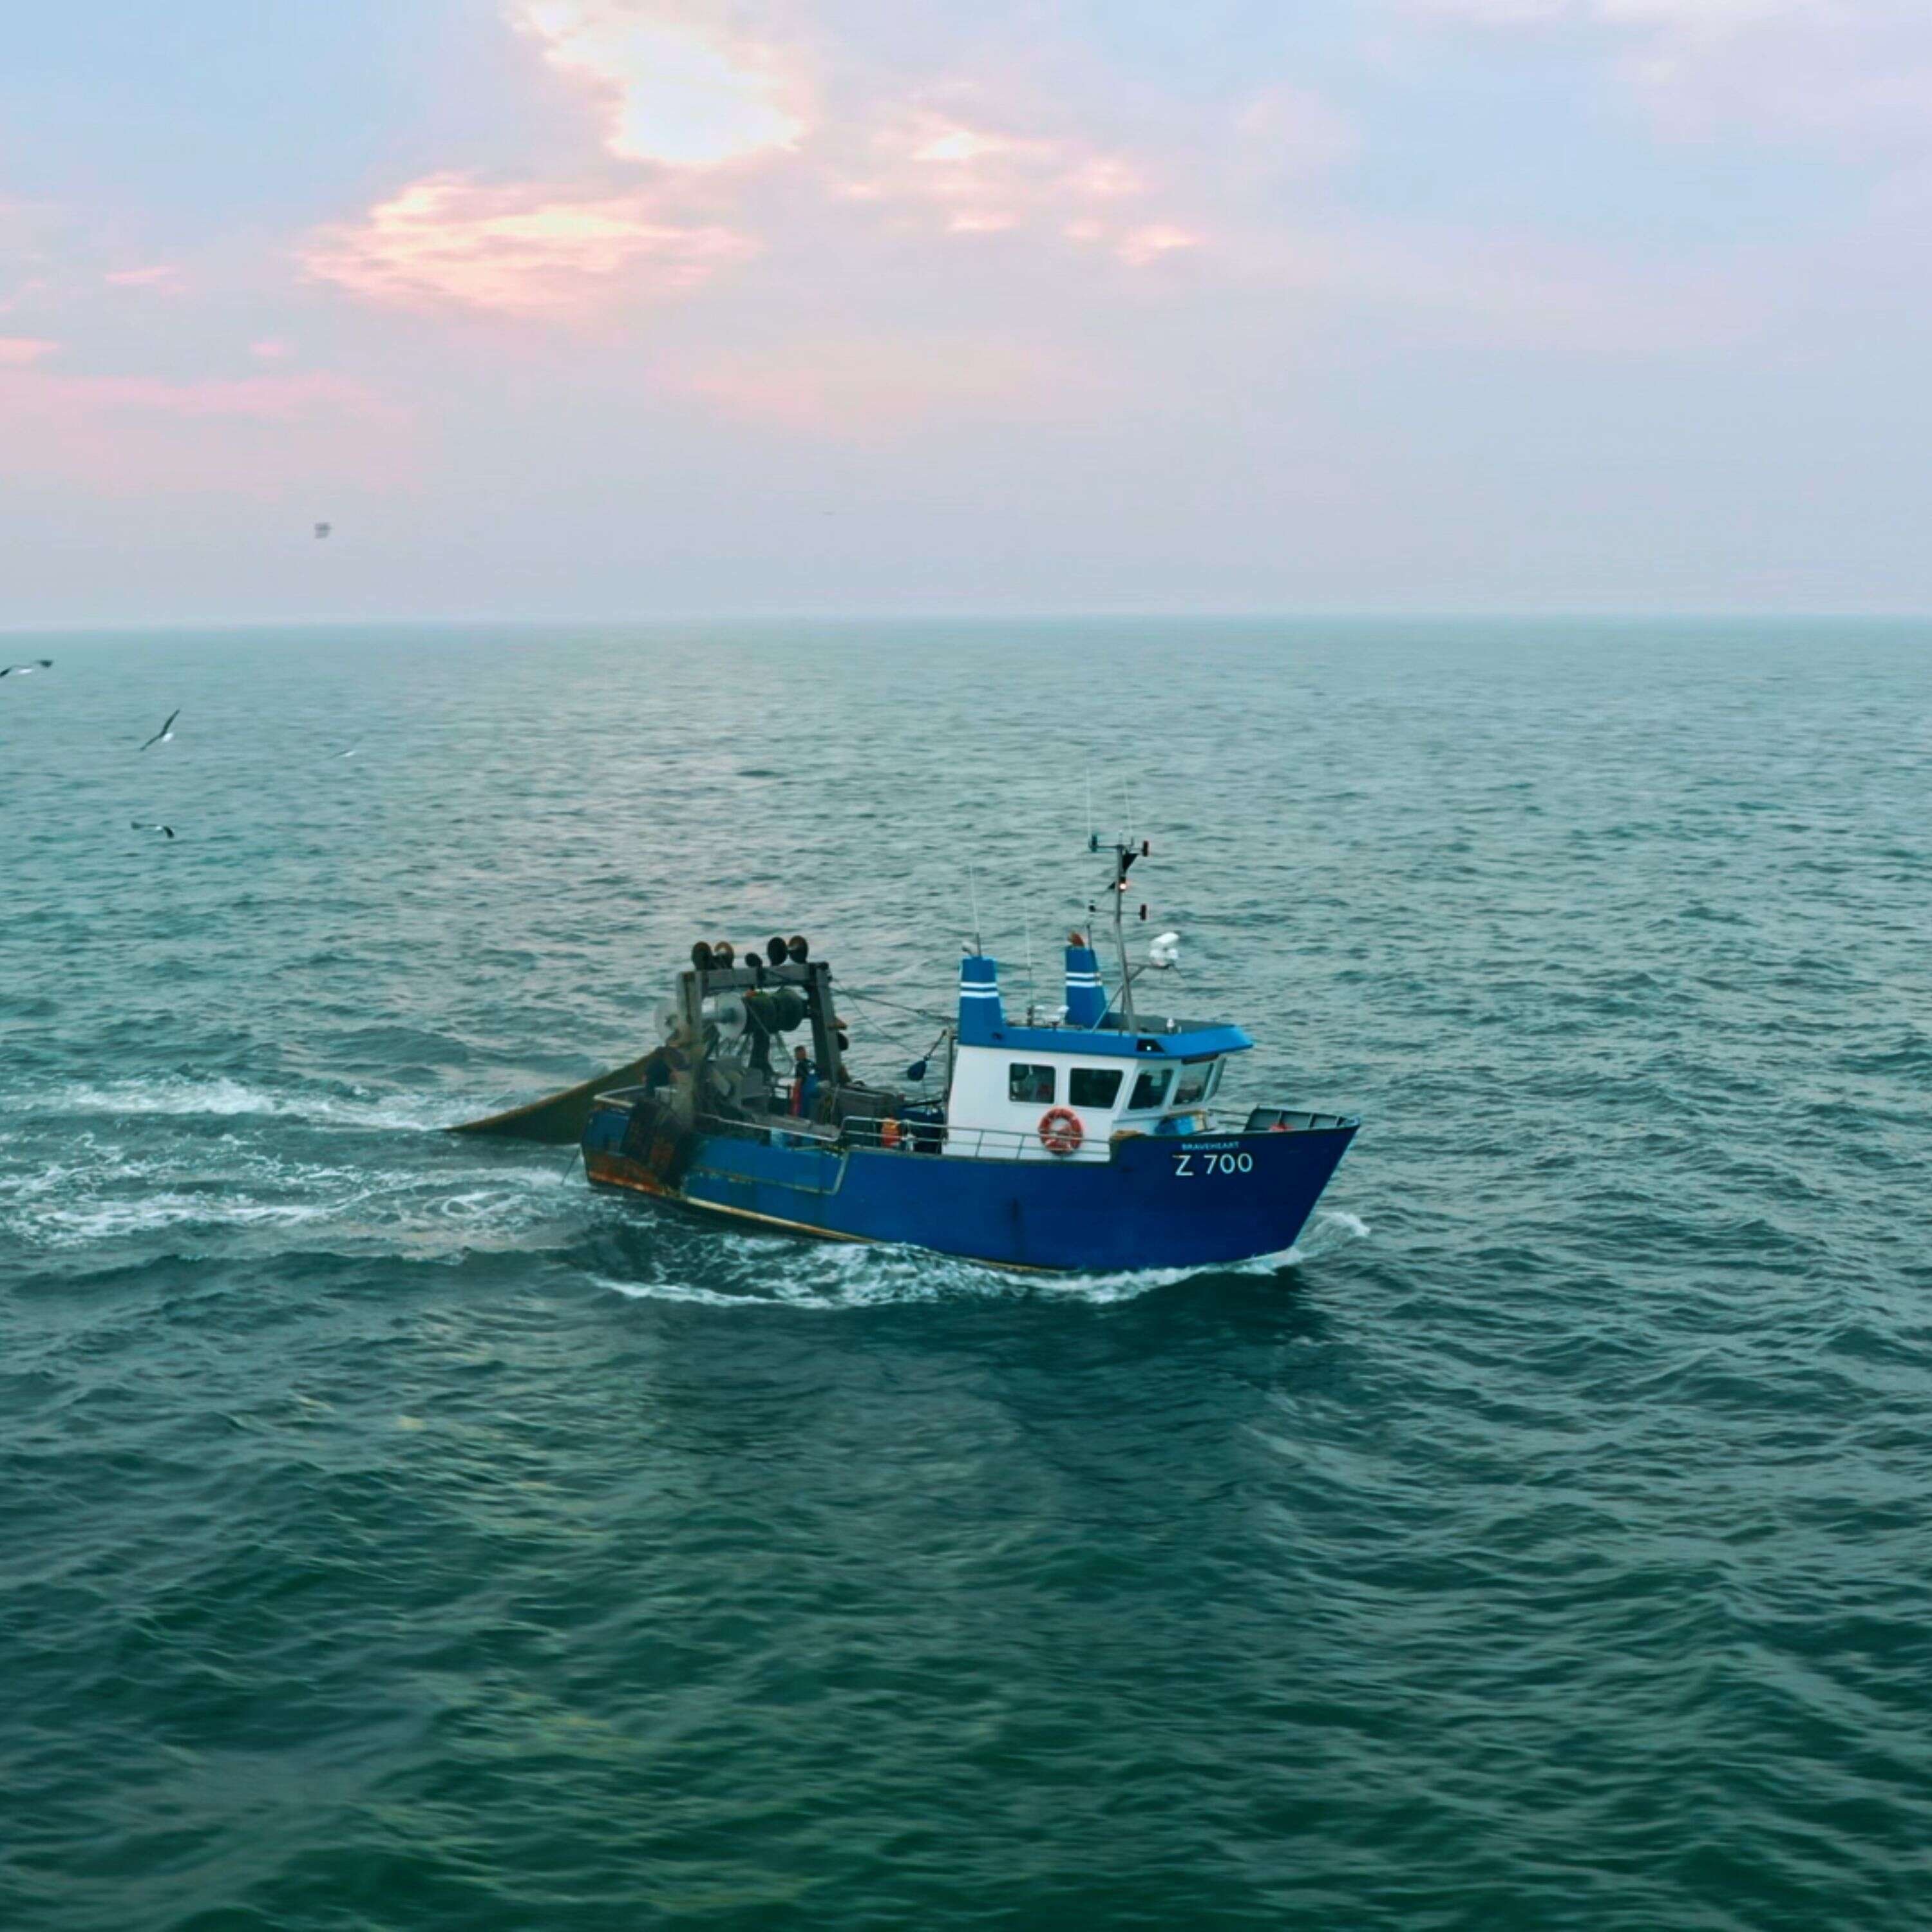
left=0, top=364, right=409, bottom=491
left=105, top=263, right=187, bottom=294
left=947, top=209, right=1021, bottom=234
left=671, top=335, right=1063, bottom=436
left=302, top=172, right=757, bottom=319
left=1408, top=0, right=1932, bottom=152
left=902, top=121, right=1062, bottom=171
left=513, top=1, right=810, bottom=166
left=2, top=366, right=388, bottom=424
left=1115, top=224, right=1204, bottom=267
left=0, top=336, right=58, bottom=366
left=840, top=106, right=1188, bottom=263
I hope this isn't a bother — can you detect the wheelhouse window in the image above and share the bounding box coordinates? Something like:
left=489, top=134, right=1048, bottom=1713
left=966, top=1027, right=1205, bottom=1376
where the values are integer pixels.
left=1173, top=1059, right=1218, bottom=1107
left=1069, top=1067, right=1123, bottom=1109
left=1009, top=1063, right=1056, bottom=1104
left=1128, top=1066, right=1174, bottom=1110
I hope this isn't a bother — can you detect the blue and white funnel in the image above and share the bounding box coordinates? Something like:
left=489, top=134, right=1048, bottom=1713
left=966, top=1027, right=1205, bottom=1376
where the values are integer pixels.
left=1064, top=942, right=1106, bottom=1028
left=958, top=954, right=1003, bottom=1045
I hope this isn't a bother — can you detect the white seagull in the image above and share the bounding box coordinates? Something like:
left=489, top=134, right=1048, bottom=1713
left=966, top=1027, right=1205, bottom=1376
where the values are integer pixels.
left=139, top=708, right=181, bottom=751
left=131, top=821, right=176, bottom=840
left=0, top=658, right=52, bottom=678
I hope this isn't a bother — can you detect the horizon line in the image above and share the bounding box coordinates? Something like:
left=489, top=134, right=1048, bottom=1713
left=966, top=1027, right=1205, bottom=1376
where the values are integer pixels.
left=8, top=609, right=1932, bottom=637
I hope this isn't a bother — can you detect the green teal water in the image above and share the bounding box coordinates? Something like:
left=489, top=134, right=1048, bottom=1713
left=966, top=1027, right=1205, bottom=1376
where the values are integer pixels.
left=3, top=620, right=1929, bottom=1930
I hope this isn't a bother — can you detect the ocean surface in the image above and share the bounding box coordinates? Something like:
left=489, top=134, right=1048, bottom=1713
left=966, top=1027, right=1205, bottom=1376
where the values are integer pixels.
left=3, top=618, right=1928, bottom=1931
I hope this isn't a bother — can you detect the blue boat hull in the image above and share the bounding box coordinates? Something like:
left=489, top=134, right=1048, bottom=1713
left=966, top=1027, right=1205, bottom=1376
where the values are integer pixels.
left=583, top=1106, right=1357, bottom=1273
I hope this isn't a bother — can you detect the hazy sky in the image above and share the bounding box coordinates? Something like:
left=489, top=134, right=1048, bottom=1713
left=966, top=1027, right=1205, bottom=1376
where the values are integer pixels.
left=5, top=1, right=1930, bottom=622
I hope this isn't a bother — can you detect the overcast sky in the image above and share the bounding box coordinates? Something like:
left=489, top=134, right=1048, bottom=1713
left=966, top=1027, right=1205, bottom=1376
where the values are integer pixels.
left=4, top=0, right=1930, bottom=623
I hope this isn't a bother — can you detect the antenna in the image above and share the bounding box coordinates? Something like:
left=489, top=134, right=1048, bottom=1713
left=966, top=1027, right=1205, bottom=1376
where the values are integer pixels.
left=967, top=864, right=984, bottom=957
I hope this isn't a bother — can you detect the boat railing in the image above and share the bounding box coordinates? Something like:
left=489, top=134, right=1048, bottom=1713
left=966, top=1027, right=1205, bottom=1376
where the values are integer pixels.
left=697, top=1110, right=1102, bottom=1161
left=696, top=1109, right=831, bottom=1145
left=1009, top=1009, right=1227, bottom=1037
left=840, top=1116, right=1101, bottom=1160
left=1242, top=1106, right=1360, bottom=1133
left=692, top=1106, right=1356, bottom=1157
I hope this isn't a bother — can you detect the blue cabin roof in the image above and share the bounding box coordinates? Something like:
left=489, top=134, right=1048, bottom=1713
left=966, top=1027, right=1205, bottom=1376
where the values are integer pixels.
left=956, top=954, right=1251, bottom=1059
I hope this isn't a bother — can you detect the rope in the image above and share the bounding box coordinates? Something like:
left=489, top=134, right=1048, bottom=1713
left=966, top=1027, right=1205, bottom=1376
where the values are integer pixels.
left=836, top=983, right=953, bottom=1027
left=828, top=986, right=954, bottom=1086
left=829, top=989, right=939, bottom=1062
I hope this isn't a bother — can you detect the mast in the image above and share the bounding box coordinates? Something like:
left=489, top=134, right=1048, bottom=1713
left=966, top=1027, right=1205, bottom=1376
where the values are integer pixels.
left=673, top=965, right=706, bottom=1127
left=804, top=959, right=838, bottom=1086
left=1091, top=833, right=1148, bottom=1032
left=1112, top=840, right=1137, bottom=1031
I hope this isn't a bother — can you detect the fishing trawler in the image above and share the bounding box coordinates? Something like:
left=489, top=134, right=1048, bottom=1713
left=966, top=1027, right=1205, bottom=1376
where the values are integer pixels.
left=457, top=838, right=1358, bottom=1273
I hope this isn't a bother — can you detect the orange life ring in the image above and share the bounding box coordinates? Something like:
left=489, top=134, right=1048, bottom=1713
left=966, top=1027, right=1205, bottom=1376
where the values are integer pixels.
left=880, top=1117, right=902, bottom=1149
left=1039, top=1106, right=1084, bottom=1156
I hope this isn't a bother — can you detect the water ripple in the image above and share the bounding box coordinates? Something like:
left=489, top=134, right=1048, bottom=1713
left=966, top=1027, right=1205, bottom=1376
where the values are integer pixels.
left=2, top=620, right=1929, bottom=1931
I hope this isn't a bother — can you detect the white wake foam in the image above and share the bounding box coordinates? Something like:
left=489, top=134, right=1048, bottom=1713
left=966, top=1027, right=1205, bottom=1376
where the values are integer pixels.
left=585, top=1206, right=1370, bottom=1311
left=14, top=1077, right=467, bottom=1132
left=1311, top=1208, right=1371, bottom=1243
left=0, top=1128, right=584, bottom=1255
left=24, top=1194, right=335, bottom=1242
left=591, top=1274, right=765, bottom=1308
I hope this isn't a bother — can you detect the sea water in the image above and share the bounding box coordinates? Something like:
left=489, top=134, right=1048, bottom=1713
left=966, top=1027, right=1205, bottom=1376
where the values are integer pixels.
left=2, top=619, right=1928, bottom=1929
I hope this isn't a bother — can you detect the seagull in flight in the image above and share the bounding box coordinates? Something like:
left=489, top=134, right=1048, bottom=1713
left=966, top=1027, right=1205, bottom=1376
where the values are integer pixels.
left=130, top=821, right=176, bottom=840
left=139, top=708, right=180, bottom=751
left=0, top=658, right=52, bottom=678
